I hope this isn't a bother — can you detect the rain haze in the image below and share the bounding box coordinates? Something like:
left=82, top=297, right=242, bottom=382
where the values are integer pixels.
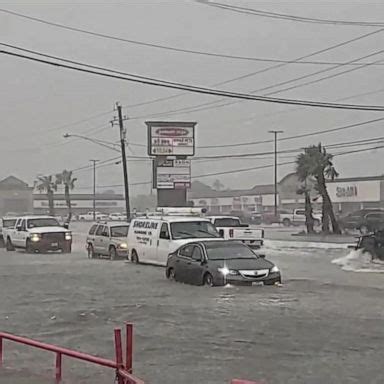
left=1, top=0, right=384, bottom=193
left=1, top=2, right=384, bottom=384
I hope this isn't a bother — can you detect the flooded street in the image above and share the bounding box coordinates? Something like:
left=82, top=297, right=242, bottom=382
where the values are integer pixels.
left=1, top=230, right=384, bottom=384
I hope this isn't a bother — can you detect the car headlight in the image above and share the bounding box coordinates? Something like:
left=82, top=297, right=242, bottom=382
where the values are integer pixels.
left=30, top=234, right=41, bottom=242
left=65, top=233, right=72, bottom=240
left=118, top=242, right=128, bottom=249
left=270, top=265, right=279, bottom=273
left=218, top=267, right=239, bottom=276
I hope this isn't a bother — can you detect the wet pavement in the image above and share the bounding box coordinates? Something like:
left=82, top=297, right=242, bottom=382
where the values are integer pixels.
left=1, top=232, right=384, bottom=384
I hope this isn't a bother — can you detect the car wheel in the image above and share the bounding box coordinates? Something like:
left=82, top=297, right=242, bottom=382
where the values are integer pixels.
left=6, top=238, right=15, bottom=251
left=88, top=244, right=96, bottom=259
left=203, top=273, right=215, bottom=287
left=359, top=225, right=369, bottom=235
left=131, top=250, right=139, bottom=264
left=166, top=268, right=176, bottom=280
left=282, top=218, right=291, bottom=227
left=109, top=246, right=117, bottom=260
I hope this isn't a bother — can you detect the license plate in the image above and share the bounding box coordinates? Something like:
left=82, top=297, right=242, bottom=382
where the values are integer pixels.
left=51, top=242, right=58, bottom=247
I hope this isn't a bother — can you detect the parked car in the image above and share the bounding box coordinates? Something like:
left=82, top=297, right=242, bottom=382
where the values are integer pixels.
left=261, top=209, right=321, bottom=226
left=109, top=213, right=127, bottom=221
left=207, top=216, right=264, bottom=249
left=78, top=211, right=108, bottom=221
left=338, top=208, right=384, bottom=234
left=166, top=240, right=281, bottom=287
left=349, top=230, right=384, bottom=260
left=5, top=215, right=72, bottom=253
left=86, top=222, right=130, bottom=260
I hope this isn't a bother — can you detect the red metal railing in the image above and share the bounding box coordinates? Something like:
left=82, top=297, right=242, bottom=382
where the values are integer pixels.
left=0, top=323, right=144, bottom=384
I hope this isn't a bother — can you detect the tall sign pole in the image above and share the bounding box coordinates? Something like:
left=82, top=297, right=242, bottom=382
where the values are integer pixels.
left=269, top=130, right=283, bottom=217
left=90, top=159, right=99, bottom=221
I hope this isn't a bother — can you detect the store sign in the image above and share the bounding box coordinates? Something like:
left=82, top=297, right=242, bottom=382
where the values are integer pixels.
left=146, top=121, right=196, bottom=156
left=154, top=159, right=191, bottom=190
left=327, top=180, right=380, bottom=202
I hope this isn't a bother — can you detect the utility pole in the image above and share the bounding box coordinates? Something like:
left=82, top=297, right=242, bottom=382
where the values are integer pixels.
left=90, top=159, right=99, bottom=221
left=269, top=130, right=283, bottom=217
left=111, top=103, right=130, bottom=220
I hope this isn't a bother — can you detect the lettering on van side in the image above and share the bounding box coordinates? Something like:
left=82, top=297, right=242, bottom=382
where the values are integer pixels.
left=133, top=221, right=159, bottom=230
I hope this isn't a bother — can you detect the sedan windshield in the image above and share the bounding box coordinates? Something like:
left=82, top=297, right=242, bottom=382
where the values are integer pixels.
left=205, top=242, right=257, bottom=260
left=171, top=221, right=220, bottom=239
left=110, top=225, right=129, bottom=237
left=27, top=218, right=60, bottom=228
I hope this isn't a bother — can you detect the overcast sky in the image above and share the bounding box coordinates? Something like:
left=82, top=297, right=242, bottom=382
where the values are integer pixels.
left=1, top=0, right=383, bottom=195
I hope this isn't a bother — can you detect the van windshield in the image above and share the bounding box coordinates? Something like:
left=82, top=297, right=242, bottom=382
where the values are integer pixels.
left=170, top=221, right=220, bottom=239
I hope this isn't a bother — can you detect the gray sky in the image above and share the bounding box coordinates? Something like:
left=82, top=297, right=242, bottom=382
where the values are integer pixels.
left=0, top=0, right=383, bottom=195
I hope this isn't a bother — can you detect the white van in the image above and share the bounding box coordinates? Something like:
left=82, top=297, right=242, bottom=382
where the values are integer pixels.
left=127, top=216, right=221, bottom=266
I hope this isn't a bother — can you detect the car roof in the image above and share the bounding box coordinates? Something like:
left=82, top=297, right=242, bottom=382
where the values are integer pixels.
left=132, top=217, right=210, bottom=223
left=14, top=215, right=58, bottom=220
left=206, top=216, right=240, bottom=220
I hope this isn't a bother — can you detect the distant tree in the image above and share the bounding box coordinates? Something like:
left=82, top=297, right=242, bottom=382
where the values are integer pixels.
left=296, top=144, right=341, bottom=234
left=35, top=175, right=57, bottom=216
left=212, top=179, right=224, bottom=191
left=56, top=170, right=77, bottom=223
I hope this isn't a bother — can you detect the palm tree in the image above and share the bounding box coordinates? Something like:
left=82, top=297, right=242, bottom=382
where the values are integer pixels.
left=56, top=170, right=77, bottom=223
left=296, top=180, right=315, bottom=234
left=35, top=175, right=57, bottom=216
left=296, top=144, right=341, bottom=234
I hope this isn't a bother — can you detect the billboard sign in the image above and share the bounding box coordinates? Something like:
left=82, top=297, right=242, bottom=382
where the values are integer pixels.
left=153, top=159, right=191, bottom=189
left=146, top=121, right=196, bottom=156
left=326, top=180, right=381, bottom=202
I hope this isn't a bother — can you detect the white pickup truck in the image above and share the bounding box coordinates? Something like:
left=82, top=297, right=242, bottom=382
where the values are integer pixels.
left=207, top=216, right=264, bottom=249
left=279, top=209, right=322, bottom=227
left=5, top=215, right=72, bottom=253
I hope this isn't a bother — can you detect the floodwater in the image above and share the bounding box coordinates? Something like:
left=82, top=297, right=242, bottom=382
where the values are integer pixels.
left=1, top=228, right=384, bottom=384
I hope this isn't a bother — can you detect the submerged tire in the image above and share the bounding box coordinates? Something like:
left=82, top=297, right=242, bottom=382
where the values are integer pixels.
left=131, top=250, right=139, bottom=264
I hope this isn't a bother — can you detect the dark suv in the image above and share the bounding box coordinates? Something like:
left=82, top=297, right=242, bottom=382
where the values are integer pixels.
left=339, top=209, right=384, bottom=234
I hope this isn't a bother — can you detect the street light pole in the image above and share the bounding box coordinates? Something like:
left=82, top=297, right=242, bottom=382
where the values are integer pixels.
left=269, top=130, right=283, bottom=217
left=90, top=159, right=99, bottom=221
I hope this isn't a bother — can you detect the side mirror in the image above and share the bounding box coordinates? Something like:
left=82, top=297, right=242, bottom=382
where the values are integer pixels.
left=16, top=226, right=22, bottom=232
left=63, top=223, right=69, bottom=229
left=160, top=232, right=170, bottom=240
left=259, top=254, right=266, bottom=258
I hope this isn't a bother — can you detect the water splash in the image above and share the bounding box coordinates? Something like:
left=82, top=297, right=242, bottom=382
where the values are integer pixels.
left=332, top=249, right=384, bottom=273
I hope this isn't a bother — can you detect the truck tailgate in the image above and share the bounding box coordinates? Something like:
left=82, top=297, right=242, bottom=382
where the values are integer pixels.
left=233, top=228, right=264, bottom=240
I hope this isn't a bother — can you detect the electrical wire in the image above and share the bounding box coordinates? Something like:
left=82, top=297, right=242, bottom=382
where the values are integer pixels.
left=197, top=1, right=384, bottom=27
left=2, top=7, right=384, bottom=64
left=3, top=50, right=384, bottom=111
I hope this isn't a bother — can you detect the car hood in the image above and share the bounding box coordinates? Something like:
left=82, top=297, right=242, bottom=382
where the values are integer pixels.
left=29, top=226, right=70, bottom=234
left=209, top=257, right=274, bottom=270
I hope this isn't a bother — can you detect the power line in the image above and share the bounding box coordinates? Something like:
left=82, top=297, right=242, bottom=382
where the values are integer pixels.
left=3, top=49, right=384, bottom=111
left=130, top=46, right=384, bottom=120
left=3, top=7, right=384, bottom=65
left=197, top=1, right=384, bottom=27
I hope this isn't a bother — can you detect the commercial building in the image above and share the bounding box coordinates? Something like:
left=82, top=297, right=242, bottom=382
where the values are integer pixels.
left=190, top=173, right=384, bottom=214
left=33, top=193, right=126, bottom=215
left=0, top=176, right=34, bottom=215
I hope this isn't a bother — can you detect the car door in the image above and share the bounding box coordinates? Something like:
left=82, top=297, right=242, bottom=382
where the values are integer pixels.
left=156, top=222, right=171, bottom=265
left=176, top=244, right=194, bottom=283
left=12, top=219, right=23, bottom=247
left=187, top=245, right=205, bottom=285
left=93, top=225, right=105, bottom=253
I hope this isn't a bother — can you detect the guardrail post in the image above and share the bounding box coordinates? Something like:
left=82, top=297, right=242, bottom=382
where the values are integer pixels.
left=114, top=328, right=124, bottom=384
left=126, top=323, right=133, bottom=374
left=55, top=352, right=62, bottom=383
left=0, top=336, right=3, bottom=367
